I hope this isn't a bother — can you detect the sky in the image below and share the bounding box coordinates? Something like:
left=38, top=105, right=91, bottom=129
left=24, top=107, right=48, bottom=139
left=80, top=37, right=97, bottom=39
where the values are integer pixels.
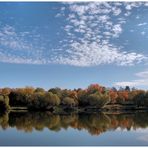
left=0, top=2, right=148, bottom=90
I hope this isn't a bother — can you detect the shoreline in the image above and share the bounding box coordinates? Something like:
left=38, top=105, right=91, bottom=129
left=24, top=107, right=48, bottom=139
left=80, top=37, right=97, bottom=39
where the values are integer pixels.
left=7, top=105, right=148, bottom=114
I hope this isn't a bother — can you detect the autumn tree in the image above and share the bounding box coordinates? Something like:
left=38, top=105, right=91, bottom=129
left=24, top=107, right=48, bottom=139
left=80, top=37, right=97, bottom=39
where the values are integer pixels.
left=87, top=84, right=104, bottom=94
left=109, top=90, right=118, bottom=104
left=1, top=88, right=11, bottom=95
left=116, top=91, right=129, bottom=104
left=23, top=87, right=35, bottom=94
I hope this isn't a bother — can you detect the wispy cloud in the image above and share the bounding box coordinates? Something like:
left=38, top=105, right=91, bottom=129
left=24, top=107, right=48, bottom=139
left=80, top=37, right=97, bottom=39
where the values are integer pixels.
left=115, top=70, right=148, bottom=87
left=54, top=2, right=148, bottom=67
left=53, top=43, right=146, bottom=67
left=0, top=25, right=31, bottom=50
left=0, top=2, right=147, bottom=67
left=137, top=22, right=147, bottom=26
left=0, top=25, right=47, bottom=64
left=141, top=31, right=146, bottom=35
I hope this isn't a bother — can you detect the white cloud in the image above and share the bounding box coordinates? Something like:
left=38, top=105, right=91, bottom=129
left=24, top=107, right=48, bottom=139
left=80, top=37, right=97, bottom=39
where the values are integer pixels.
left=124, top=11, right=131, bottom=16
left=115, top=70, right=148, bottom=87
left=115, top=81, right=138, bottom=87
left=137, top=22, right=147, bottom=26
left=136, top=70, right=148, bottom=78
left=141, top=31, right=146, bottom=35
left=113, top=8, right=121, bottom=16
left=0, top=25, right=32, bottom=51
left=112, top=24, right=122, bottom=37
left=53, top=41, right=146, bottom=67
left=130, top=29, right=134, bottom=32
left=0, top=25, right=47, bottom=65
left=0, top=50, right=45, bottom=64
left=125, top=5, right=132, bottom=10
left=0, top=2, right=147, bottom=67
left=54, top=2, right=147, bottom=67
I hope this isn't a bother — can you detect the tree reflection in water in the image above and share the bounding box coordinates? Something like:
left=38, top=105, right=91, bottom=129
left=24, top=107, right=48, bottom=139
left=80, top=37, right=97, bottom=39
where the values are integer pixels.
left=0, top=111, right=148, bottom=136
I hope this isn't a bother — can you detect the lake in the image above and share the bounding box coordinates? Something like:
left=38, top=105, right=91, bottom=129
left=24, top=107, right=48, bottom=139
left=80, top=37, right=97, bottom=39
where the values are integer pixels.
left=0, top=111, right=148, bottom=146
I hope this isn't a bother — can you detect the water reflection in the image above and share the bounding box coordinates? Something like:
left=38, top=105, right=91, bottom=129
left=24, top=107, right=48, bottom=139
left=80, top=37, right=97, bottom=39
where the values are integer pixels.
left=0, top=111, right=148, bottom=136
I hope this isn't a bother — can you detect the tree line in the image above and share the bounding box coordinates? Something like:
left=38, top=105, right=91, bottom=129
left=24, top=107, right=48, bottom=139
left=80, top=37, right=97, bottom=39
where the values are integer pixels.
left=0, top=84, right=147, bottom=111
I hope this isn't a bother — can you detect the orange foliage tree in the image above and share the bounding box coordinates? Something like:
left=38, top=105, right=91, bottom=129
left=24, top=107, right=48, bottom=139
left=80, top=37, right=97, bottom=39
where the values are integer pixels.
left=117, top=91, right=129, bottom=104
left=87, top=84, right=104, bottom=94
left=109, top=90, right=118, bottom=104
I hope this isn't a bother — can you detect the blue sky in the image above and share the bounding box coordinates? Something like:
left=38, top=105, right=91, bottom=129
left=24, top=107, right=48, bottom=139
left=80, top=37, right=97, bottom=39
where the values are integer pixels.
left=0, top=2, right=148, bottom=90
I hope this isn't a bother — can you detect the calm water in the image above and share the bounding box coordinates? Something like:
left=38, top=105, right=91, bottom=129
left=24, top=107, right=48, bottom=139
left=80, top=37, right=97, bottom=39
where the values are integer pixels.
left=0, top=111, right=148, bottom=146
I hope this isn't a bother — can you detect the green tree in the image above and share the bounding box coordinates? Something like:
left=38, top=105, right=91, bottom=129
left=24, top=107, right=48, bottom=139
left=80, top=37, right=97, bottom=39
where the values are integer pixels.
left=133, top=90, right=145, bottom=106
left=28, top=92, right=60, bottom=110
left=87, top=92, right=110, bottom=108
left=35, top=88, right=45, bottom=93
left=44, top=92, right=60, bottom=106
left=48, top=87, right=62, bottom=98
left=9, top=91, right=30, bottom=107
left=62, top=97, right=77, bottom=107
left=125, top=86, right=130, bottom=91
left=77, top=90, right=88, bottom=106
left=0, top=95, right=10, bottom=111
